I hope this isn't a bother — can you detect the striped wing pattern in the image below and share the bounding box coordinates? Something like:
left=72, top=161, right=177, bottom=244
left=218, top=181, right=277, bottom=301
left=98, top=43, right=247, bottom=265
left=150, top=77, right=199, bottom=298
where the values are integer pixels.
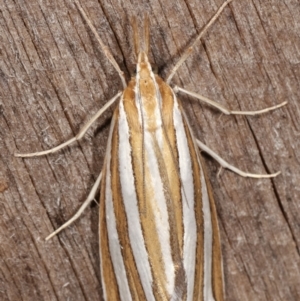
left=99, top=53, right=223, bottom=301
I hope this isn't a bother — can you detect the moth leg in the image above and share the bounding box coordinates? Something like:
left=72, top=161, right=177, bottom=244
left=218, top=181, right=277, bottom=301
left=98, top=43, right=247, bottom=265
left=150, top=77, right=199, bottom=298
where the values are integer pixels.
left=45, top=171, right=102, bottom=241
left=167, top=0, right=235, bottom=83
left=15, top=92, right=121, bottom=158
left=74, top=0, right=126, bottom=88
left=174, top=86, right=287, bottom=115
left=196, top=139, right=280, bottom=178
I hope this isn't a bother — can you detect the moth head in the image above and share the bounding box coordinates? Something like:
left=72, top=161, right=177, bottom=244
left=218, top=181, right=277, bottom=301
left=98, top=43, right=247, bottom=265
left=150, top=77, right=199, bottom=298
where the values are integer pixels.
left=136, top=51, right=153, bottom=79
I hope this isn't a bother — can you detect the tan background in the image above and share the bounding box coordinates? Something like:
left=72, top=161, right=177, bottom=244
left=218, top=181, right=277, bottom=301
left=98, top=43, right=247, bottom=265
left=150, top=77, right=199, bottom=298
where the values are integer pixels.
left=1, top=0, right=299, bottom=300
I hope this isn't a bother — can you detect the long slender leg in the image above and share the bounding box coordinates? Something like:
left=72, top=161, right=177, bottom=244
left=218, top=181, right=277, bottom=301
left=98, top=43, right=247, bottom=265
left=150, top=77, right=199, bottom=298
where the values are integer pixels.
left=15, top=92, right=121, bottom=157
left=74, top=0, right=126, bottom=88
left=175, top=86, right=287, bottom=115
left=46, top=171, right=102, bottom=241
left=196, top=139, right=280, bottom=178
left=166, top=0, right=235, bottom=83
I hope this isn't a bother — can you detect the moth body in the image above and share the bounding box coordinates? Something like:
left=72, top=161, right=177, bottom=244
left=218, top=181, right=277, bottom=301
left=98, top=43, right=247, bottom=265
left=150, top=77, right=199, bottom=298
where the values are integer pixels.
left=99, top=50, right=223, bottom=301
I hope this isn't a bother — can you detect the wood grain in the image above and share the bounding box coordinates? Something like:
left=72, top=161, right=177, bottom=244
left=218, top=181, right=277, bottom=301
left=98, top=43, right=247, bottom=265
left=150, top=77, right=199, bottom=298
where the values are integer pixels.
left=1, top=0, right=299, bottom=300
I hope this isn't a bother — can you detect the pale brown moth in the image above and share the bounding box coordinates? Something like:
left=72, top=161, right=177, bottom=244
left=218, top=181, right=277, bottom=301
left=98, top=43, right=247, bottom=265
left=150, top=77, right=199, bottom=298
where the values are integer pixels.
left=15, top=0, right=286, bottom=300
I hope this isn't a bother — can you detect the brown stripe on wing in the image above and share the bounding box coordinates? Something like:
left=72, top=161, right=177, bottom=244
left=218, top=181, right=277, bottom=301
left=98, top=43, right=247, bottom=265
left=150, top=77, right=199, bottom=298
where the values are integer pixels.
left=157, top=75, right=189, bottom=299
left=199, top=154, right=224, bottom=301
left=151, top=133, right=187, bottom=300
left=123, top=79, right=169, bottom=300
left=109, top=105, right=148, bottom=300
left=156, top=75, right=184, bottom=255
left=178, top=101, right=205, bottom=301
left=99, top=116, right=120, bottom=300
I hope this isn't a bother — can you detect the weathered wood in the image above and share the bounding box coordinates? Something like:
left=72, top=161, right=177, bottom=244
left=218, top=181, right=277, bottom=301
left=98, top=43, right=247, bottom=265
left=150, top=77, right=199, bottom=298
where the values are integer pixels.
left=1, top=0, right=299, bottom=300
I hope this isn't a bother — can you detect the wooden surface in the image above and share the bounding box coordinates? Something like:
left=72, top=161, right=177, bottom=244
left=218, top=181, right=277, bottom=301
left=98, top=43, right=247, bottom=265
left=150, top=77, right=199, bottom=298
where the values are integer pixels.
left=1, top=0, right=299, bottom=300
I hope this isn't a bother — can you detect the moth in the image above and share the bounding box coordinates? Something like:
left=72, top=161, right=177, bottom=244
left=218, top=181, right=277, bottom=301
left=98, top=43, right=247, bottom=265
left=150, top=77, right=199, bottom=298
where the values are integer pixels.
left=15, top=0, right=286, bottom=300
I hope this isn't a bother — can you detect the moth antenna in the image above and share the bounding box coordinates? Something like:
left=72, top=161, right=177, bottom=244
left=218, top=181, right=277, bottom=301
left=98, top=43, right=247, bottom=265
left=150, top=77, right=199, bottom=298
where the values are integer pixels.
left=166, top=0, right=234, bottom=83
left=74, top=0, right=126, bottom=88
